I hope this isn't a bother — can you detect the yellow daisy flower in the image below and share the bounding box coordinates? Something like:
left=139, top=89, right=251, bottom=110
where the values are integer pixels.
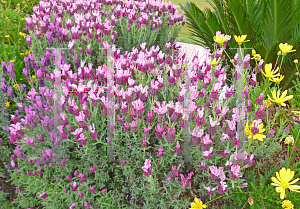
left=190, top=198, right=207, bottom=209
left=263, top=99, right=272, bottom=108
left=261, top=63, right=280, bottom=80
left=210, top=57, right=221, bottom=66
left=5, top=101, right=10, bottom=107
left=20, top=53, right=24, bottom=55
left=269, top=74, right=285, bottom=83
left=279, top=43, right=296, bottom=55
left=10, top=60, right=14, bottom=63
left=244, top=120, right=266, bottom=141
left=252, top=54, right=261, bottom=61
left=31, top=75, right=36, bottom=79
left=282, top=200, right=294, bottom=209
left=271, top=167, right=300, bottom=199
left=267, top=89, right=293, bottom=107
left=213, top=34, right=230, bottom=45
left=284, top=136, right=294, bottom=146
left=234, top=35, right=250, bottom=44
left=5, top=35, right=9, bottom=38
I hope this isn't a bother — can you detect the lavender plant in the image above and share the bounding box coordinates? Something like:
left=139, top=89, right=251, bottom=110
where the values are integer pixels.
left=0, top=1, right=298, bottom=208
left=24, top=0, right=184, bottom=73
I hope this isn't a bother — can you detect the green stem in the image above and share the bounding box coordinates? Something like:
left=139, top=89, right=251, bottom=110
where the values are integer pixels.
left=287, top=130, right=300, bottom=168
left=204, top=192, right=246, bottom=205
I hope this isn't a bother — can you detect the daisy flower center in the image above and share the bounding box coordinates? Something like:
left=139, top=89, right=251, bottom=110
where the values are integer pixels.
left=251, top=127, right=259, bottom=135
left=280, top=180, right=290, bottom=189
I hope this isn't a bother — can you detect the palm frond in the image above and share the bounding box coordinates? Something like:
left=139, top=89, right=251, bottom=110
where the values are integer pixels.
left=180, top=2, right=219, bottom=48
left=260, top=0, right=294, bottom=48
left=245, top=0, right=263, bottom=40
left=292, top=0, right=300, bottom=43
left=225, top=0, right=256, bottom=49
left=209, top=0, right=230, bottom=35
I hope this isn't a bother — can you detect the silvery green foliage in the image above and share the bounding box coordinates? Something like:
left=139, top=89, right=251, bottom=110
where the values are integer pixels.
left=0, top=93, right=10, bottom=125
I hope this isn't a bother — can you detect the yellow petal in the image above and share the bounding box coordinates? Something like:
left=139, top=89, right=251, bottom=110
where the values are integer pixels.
left=195, top=198, right=200, bottom=204
left=273, top=67, right=279, bottom=74
left=289, top=178, right=300, bottom=185
left=276, top=172, right=282, bottom=182
left=280, top=189, right=286, bottom=199
left=280, top=90, right=288, bottom=100
left=280, top=168, right=287, bottom=180
left=276, top=187, right=283, bottom=193
left=271, top=177, right=281, bottom=185
left=289, top=185, right=300, bottom=192
left=265, top=64, right=272, bottom=73
left=272, top=90, right=277, bottom=100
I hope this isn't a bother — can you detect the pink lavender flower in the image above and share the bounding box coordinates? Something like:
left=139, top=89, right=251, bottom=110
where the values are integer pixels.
left=78, top=192, right=84, bottom=199
left=142, top=159, right=153, bottom=177
left=71, top=182, right=78, bottom=191
left=86, top=44, right=92, bottom=54
left=229, top=165, right=242, bottom=181
left=141, top=138, right=148, bottom=148
left=143, top=126, right=152, bottom=137
left=240, top=183, right=248, bottom=188
left=203, top=147, right=213, bottom=159
left=166, top=126, right=176, bottom=144
left=132, top=99, right=145, bottom=111
left=146, top=111, right=154, bottom=123
left=158, top=146, right=164, bottom=158
left=180, top=171, right=194, bottom=189
left=38, top=192, right=48, bottom=199
left=90, top=166, right=97, bottom=173
left=200, top=161, right=207, bottom=171
left=69, top=203, right=78, bottom=209
left=79, top=173, right=87, bottom=183
left=220, top=149, right=231, bottom=159
left=255, top=93, right=264, bottom=105
left=245, top=154, right=255, bottom=167
left=66, top=176, right=72, bottom=182
left=120, top=160, right=127, bottom=166
left=166, top=164, right=181, bottom=183
left=60, top=158, right=66, bottom=167
left=77, top=133, right=88, bottom=146
left=201, top=134, right=212, bottom=145
left=209, top=166, right=225, bottom=182
left=129, top=120, right=138, bottom=133
left=203, top=184, right=217, bottom=196
left=90, top=186, right=96, bottom=194
left=101, top=188, right=106, bottom=195
left=84, top=201, right=91, bottom=209
left=174, top=141, right=181, bottom=154
left=155, top=123, right=166, bottom=139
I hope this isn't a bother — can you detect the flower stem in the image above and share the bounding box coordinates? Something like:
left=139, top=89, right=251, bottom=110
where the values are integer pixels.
left=287, top=130, right=300, bottom=168
left=204, top=192, right=246, bottom=205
